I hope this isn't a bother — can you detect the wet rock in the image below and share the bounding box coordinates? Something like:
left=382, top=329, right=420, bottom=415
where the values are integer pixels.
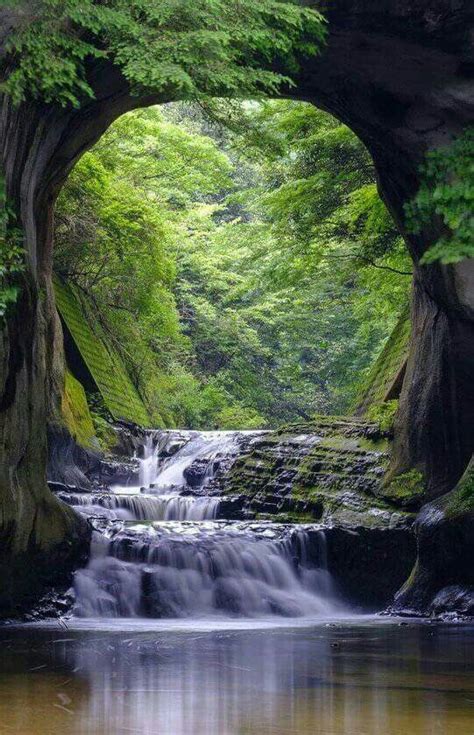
left=430, top=586, right=474, bottom=618
left=320, top=526, right=416, bottom=610
left=161, top=439, right=187, bottom=458
left=391, top=459, right=474, bottom=618
left=183, top=458, right=210, bottom=487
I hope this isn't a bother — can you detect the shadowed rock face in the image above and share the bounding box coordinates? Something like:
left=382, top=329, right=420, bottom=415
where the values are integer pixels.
left=0, top=1, right=473, bottom=614
left=391, top=457, right=474, bottom=617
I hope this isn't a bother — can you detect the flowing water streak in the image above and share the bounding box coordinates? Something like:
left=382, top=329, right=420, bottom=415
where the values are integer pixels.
left=73, top=522, right=340, bottom=619
left=147, top=430, right=259, bottom=490
left=139, top=433, right=160, bottom=488
left=62, top=492, right=221, bottom=521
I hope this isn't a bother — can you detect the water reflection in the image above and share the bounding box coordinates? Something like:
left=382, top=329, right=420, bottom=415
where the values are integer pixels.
left=0, top=620, right=473, bottom=734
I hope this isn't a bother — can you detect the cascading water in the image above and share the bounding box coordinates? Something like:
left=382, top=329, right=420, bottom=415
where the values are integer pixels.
left=60, top=430, right=342, bottom=620
left=60, top=492, right=221, bottom=521
left=138, top=432, right=160, bottom=488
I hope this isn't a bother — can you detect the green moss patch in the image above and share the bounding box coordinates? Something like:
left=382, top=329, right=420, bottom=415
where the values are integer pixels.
left=444, top=459, right=474, bottom=516
left=380, top=469, right=426, bottom=509
left=54, top=275, right=150, bottom=426
left=61, top=369, right=97, bottom=449
left=354, top=307, right=410, bottom=414
left=367, top=399, right=399, bottom=434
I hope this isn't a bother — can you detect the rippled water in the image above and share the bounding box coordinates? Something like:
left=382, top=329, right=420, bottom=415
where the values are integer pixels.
left=0, top=619, right=472, bottom=734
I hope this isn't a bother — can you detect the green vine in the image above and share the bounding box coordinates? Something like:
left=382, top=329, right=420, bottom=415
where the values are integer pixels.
left=0, top=0, right=326, bottom=109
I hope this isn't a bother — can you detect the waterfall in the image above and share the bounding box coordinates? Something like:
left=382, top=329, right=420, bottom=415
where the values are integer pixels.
left=59, top=430, right=342, bottom=620
left=73, top=523, right=339, bottom=619
left=139, top=433, right=160, bottom=488
left=60, top=492, right=221, bottom=522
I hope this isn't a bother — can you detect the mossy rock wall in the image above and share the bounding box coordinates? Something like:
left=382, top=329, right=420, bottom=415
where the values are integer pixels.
left=354, top=306, right=411, bottom=415
left=53, top=275, right=150, bottom=426
left=61, top=369, right=97, bottom=449
left=391, top=455, right=474, bottom=617
left=223, top=416, right=417, bottom=527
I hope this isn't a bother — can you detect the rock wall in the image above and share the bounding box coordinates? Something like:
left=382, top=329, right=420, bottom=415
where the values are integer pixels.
left=354, top=307, right=410, bottom=415
left=54, top=275, right=150, bottom=426
left=223, top=417, right=420, bottom=522
left=392, top=456, right=474, bottom=617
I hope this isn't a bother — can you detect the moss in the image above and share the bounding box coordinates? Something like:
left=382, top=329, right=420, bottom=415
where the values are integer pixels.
left=256, top=511, right=315, bottom=523
left=318, top=433, right=389, bottom=454
left=61, top=369, right=96, bottom=448
left=367, top=399, right=399, bottom=434
left=354, top=307, right=411, bottom=414
left=90, top=412, right=117, bottom=453
left=277, top=414, right=380, bottom=437
left=54, top=274, right=150, bottom=426
left=381, top=469, right=426, bottom=508
left=444, top=459, right=474, bottom=516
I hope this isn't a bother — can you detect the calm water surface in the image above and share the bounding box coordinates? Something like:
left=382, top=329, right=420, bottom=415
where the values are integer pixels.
left=0, top=618, right=473, bottom=735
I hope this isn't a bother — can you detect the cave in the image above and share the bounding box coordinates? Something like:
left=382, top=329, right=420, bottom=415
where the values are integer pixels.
left=0, top=0, right=473, bottom=617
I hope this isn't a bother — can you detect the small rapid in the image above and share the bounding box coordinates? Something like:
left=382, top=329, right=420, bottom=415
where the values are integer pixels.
left=59, top=430, right=343, bottom=620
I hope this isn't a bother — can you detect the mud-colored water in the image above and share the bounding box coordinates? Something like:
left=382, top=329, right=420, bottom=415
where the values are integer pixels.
left=0, top=618, right=472, bottom=734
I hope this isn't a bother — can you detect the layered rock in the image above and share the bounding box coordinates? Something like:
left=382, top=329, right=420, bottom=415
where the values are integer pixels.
left=222, top=418, right=416, bottom=525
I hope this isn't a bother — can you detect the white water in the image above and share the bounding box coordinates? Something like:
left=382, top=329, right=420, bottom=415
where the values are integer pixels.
left=74, top=524, right=339, bottom=619
left=60, top=430, right=342, bottom=621
left=139, top=432, right=160, bottom=487
left=114, top=429, right=263, bottom=493
left=64, top=492, right=221, bottom=521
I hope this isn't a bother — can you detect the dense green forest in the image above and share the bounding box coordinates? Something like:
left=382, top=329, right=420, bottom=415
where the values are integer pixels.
left=54, top=100, right=411, bottom=429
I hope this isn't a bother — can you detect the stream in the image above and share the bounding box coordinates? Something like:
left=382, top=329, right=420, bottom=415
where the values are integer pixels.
left=1, top=431, right=473, bottom=733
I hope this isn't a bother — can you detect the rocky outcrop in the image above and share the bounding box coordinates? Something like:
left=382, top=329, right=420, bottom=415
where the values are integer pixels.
left=391, top=456, right=474, bottom=618
left=222, top=417, right=418, bottom=524
left=218, top=419, right=417, bottom=608
left=354, top=307, right=410, bottom=414
left=54, top=275, right=151, bottom=426
left=0, top=491, right=91, bottom=618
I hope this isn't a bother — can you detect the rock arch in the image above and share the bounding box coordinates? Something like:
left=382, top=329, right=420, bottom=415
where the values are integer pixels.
left=0, top=0, right=473, bottom=612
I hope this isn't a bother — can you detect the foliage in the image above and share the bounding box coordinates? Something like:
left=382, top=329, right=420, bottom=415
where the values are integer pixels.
left=406, top=128, right=474, bottom=264
left=55, top=101, right=410, bottom=428
left=0, top=175, right=24, bottom=318
left=1, top=0, right=325, bottom=107
left=172, top=100, right=410, bottom=417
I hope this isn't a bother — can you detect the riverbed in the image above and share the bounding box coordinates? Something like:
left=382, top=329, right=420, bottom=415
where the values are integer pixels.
left=0, top=618, right=472, bottom=734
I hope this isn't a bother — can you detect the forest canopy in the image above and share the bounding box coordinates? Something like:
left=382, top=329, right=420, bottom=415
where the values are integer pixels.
left=54, top=100, right=411, bottom=430
left=1, top=0, right=325, bottom=106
